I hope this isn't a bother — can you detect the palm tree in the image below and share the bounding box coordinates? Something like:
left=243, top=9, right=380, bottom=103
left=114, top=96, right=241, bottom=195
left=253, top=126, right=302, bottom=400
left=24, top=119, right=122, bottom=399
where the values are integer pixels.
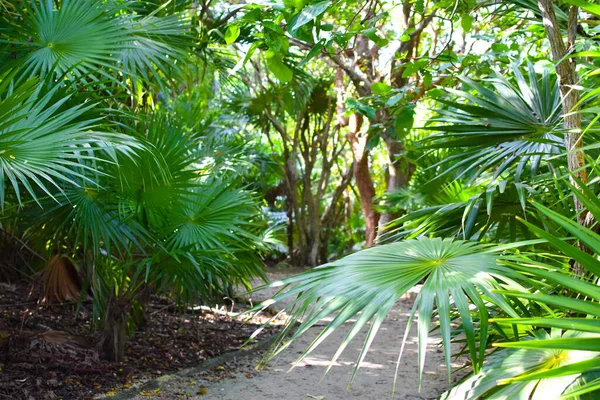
left=0, top=0, right=268, bottom=361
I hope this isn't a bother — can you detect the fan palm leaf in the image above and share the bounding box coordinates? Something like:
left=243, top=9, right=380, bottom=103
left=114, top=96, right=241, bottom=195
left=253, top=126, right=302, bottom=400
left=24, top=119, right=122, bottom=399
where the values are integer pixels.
left=1, top=0, right=189, bottom=86
left=166, top=182, right=260, bottom=252
left=0, top=71, right=141, bottom=207
left=256, top=238, right=530, bottom=388
left=422, top=62, right=564, bottom=182
left=38, top=184, right=149, bottom=257
left=2, top=0, right=128, bottom=79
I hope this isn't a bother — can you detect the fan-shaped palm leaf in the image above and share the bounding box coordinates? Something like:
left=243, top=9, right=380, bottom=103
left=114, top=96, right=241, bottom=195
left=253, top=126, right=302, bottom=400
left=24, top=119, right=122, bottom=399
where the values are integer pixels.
left=166, top=182, right=260, bottom=252
left=115, top=12, right=190, bottom=86
left=256, top=238, right=529, bottom=388
left=422, top=62, right=564, bottom=182
left=38, top=184, right=149, bottom=256
left=0, top=72, right=141, bottom=207
left=2, top=0, right=127, bottom=79
left=1, top=0, right=189, bottom=85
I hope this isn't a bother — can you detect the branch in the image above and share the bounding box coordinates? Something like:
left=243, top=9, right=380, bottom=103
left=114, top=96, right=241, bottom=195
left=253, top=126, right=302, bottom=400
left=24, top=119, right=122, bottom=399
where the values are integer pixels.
left=289, top=38, right=372, bottom=96
left=410, top=12, right=436, bottom=39
left=215, top=5, right=246, bottom=28
left=265, top=109, right=290, bottom=144
left=321, top=163, right=355, bottom=227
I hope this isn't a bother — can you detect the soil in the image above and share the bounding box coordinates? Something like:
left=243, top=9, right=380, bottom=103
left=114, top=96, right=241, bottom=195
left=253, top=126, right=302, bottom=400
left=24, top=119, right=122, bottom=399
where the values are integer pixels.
left=0, top=281, right=282, bottom=400
left=0, top=268, right=467, bottom=400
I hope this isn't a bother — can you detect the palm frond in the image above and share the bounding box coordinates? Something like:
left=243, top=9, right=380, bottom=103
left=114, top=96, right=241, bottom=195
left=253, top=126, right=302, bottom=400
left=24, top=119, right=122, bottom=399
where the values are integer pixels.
left=481, top=189, right=600, bottom=396
left=256, top=238, right=528, bottom=389
left=0, top=71, right=141, bottom=207
left=421, top=62, right=564, bottom=182
left=166, top=181, right=260, bottom=252
left=1, top=0, right=190, bottom=87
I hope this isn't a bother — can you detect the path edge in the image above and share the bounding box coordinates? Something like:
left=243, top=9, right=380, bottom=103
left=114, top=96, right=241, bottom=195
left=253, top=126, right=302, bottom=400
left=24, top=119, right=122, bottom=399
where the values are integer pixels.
left=105, top=334, right=278, bottom=399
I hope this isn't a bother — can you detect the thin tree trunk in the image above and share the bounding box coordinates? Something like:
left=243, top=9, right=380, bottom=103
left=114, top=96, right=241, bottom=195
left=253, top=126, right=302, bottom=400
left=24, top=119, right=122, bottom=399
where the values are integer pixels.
left=537, top=0, right=589, bottom=275
left=285, top=195, right=294, bottom=263
left=378, top=136, right=413, bottom=234
left=347, top=113, right=379, bottom=247
left=334, top=68, right=379, bottom=247
left=538, top=1, right=588, bottom=208
left=319, top=163, right=354, bottom=263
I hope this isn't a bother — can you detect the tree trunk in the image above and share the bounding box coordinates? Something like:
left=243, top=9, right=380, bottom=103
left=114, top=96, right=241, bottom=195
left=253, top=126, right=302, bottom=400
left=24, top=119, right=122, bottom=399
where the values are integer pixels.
left=286, top=195, right=294, bottom=262
left=98, top=294, right=129, bottom=362
left=537, top=1, right=588, bottom=211
left=319, top=164, right=354, bottom=263
left=334, top=67, right=379, bottom=247
left=347, top=113, right=379, bottom=247
left=285, top=145, right=303, bottom=266
left=378, top=133, right=414, bottom=235
left=537, top=0, right=589, bottom=275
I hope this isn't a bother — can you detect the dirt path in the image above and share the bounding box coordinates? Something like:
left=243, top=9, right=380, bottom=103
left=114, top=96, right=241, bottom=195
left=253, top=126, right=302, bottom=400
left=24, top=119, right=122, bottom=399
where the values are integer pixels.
left=132, top=268, right=465, bottom=400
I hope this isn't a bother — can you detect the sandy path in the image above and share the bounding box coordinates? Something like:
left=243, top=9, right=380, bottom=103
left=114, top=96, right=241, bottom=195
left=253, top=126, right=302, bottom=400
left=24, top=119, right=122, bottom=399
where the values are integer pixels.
left=133, top=268, right=465, bottom=400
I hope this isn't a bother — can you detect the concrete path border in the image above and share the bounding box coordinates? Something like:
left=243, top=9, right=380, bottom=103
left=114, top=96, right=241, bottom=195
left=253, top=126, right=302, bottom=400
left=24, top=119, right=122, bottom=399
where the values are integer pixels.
left=106, top=335, right=279, bottom=399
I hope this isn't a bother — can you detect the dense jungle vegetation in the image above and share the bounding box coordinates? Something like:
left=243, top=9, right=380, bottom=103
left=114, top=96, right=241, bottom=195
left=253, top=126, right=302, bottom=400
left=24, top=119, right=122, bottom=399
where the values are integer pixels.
left=2, top=0, right=600, bottom=398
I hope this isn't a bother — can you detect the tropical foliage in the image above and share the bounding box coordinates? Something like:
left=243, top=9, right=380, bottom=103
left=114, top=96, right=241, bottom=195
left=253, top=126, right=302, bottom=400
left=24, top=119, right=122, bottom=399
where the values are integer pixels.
left=237, top=0, right=600, bottom=398
left=0, top=0, right=268, bottom=362
left=2, top=0, right=600, bottom=398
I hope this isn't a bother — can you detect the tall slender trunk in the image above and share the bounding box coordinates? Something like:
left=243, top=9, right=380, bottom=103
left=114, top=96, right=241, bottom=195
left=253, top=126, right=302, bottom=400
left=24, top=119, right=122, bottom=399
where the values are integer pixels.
left=378, top=136, right=413, bottom=234
left=538, top=0, right=589, bottom=275
left=334, top=68, right=379, bottom=247
left=285, top=195, right=294, bottom=262
left=347, top=113, right=379, bottom=247
left=319, top=164, right=354, bottom=263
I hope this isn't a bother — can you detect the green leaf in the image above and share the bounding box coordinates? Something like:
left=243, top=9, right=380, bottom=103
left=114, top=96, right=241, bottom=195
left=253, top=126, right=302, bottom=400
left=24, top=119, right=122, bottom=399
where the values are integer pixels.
left=266, top=56, right=293, bottom=82
left=565, top=0, right=600, bottom=16
left=386, top=92, right=404, bottom=107
left=363, top=28, right=389, bottom=47
left=494, top=337, right=600, bottom=352
left=491, top=43, right=509, bottom=52
left=298, top=39, right=324, bottom=67
left=225, top=24, right=241, bottom=44
left=371, top=82, right=391, bottom=95
left=422, top=72, right=433, bottom=87
left=288, top=0, right=330, bottom=32
left=346, top=98, right=375, bottom=119
left=498, top=291, right=600, bottom=317
left=401, top=61, right=419, bottom=78
left=461, top=15, right=474, bottom=32
left=393, top=107, right=415, bottom=138
left=491, top=318, right=600, bottom=334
